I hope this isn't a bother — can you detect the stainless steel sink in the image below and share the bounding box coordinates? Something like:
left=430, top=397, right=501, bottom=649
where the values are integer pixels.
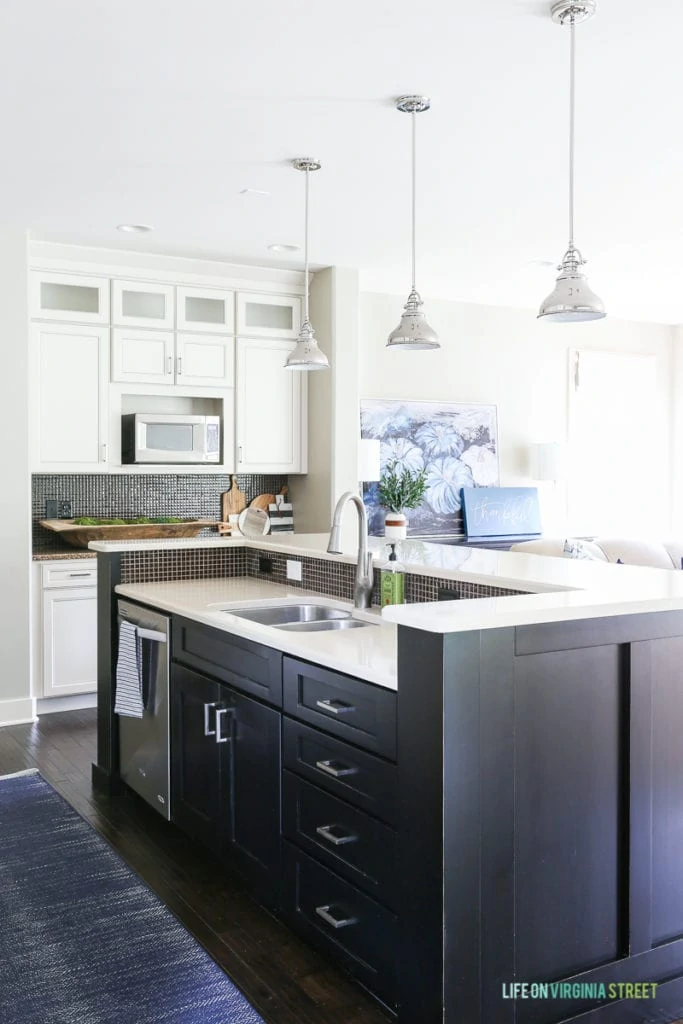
left=275, top=618, right=375, bottom=632
left=223, top=603, right=352, bottom=626
left=221, top=603, right=376, bottom=632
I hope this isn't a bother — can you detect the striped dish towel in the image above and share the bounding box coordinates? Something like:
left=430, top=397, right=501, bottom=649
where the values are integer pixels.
left=114, top=621, right=144, bottom=719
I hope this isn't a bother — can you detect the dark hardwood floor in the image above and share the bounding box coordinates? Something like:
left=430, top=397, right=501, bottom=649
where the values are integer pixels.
left=0, top=709, right=391, bottom=1024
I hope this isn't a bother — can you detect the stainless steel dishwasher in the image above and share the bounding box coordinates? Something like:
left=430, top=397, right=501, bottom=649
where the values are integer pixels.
left=117, top=600, right=171, bottom=819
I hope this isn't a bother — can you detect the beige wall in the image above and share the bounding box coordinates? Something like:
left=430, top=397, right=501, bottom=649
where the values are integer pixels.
left=360, top=291, right=676, bottom=534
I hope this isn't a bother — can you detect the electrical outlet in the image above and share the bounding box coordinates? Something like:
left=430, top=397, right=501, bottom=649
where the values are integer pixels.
left=286, top=559, right=302, bottom=582
left=58, top=500, right=72, bottom=519
left=45, top=499, right=59, bottom=519
left=259, top=557, right=273, bottom=575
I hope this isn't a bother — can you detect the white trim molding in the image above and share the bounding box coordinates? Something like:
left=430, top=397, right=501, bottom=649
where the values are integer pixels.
left=36, top=693, right=97, bottom=716
left=0, top=696, right=37, bottom=728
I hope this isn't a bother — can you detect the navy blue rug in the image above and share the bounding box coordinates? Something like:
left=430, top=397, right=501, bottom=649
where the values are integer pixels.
left=0, top=770, right=265, bottom=1024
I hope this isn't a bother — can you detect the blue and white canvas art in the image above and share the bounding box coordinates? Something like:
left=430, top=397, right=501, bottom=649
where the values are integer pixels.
left=360, top=399, right=500, bottom=537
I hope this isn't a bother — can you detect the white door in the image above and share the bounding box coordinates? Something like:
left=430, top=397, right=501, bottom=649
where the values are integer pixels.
left=177, top=287, right=235, bottom=334
left=112, top=279, right=175, bottom=328
left=32, top=323, right=109, bottom=470
left=236, top=338, right=305, bottom=473
left=111, top=328, right=175, bottom=384
left=176, top=333, right=234, bottom=387
left=42, top=587, right=98, bottom=697
left=31, top=272, right=110, bottom=324
left=236, top=293, right=301, bottom=339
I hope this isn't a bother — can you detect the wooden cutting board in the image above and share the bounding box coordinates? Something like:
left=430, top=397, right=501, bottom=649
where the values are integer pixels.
left=222, top=476, right=246, bottom=520
left=250, top=492, right=275, bottom=511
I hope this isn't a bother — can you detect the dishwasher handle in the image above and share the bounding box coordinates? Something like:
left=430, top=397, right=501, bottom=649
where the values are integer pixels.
left=136, top=626, right=167, bottom=643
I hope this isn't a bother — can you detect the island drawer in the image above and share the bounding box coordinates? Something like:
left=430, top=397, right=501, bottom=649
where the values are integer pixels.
left=283, top=718, right=397, bottom=825
left=172, top=617, right=282, bottom=707
left=283, top=658, right=396, bottom=759
left=283, top=772, right=396, bottom=909
left=282, top=841, right=397, bottom=1008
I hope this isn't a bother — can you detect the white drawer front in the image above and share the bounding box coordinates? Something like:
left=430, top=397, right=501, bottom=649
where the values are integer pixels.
left=42, top=561, right=98, bottom=588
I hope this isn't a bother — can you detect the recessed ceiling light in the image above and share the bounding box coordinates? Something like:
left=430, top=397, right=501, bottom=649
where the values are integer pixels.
left=117, top=224, right=154, bottom=234
left=268, top=243, right=300, bottom=253
left=240, top=188, right=271, bottom=198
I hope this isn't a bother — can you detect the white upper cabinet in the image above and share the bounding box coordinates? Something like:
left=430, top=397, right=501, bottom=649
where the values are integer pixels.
left=237, top=293, right=301, bottom=339
left=32, top=323, right=109, bottom=470
left=111, top=329, right=175, bottom=385
left=111, top=330, right=233, bottom=388
left=176, top=334, right=234, bottom=388
left=177, top=286, right=235, bottom=334
left=112, top=279, right=175, bottom=328
left=31, top=272, right=110, bottom=324
left=236, top=337, right=306, bottom=474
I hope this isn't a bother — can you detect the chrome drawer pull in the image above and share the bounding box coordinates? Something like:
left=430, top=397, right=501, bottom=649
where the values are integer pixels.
left=68, top=572, right=93, bottom=578
left=316, top=824, right=358, bottom=847
left=315, top=759, right=358, bottom=779
left=215, top=706, right=233, bottom=744
left=315, top=698, right=356, bottom=715
left=203, top=701, right=217, bottom=737
left=315, top=904, right=358, bottom=930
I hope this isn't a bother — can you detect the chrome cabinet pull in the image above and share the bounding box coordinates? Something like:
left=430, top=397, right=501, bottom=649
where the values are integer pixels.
left=315, top=905, right=357, bottom=930
left=215, top=706, right=233, bottom=744
left=238, top=445, right=243, bottom=463
left=177, top=356, right=183, bottom=375
left=315, top=698, right=356, bottom=716
left=203, top=701, right=217, bottom=737
left=315, top=759, right=357, bottom=779
left=100, top=443, right=108, bottom=463
left=68, top=572, right=92, bottom=578
left=167, top=355, right=173, bottom=375
left=316, top=824, right=358, bottom=847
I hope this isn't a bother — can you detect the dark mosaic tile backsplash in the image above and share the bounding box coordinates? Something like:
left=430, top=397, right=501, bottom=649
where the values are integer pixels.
left=32, top=474, right=287, bottom=553
left=119, top=545, right=527, bottom=604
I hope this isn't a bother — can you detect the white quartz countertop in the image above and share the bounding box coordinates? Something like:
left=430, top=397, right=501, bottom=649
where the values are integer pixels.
left=115, top=577, right=397, bottom=690
left=102, top=533, right=683, bottom=638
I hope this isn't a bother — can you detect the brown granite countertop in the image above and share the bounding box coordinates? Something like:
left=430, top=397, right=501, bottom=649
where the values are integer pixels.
left=32, top=550, right=97, bottom=561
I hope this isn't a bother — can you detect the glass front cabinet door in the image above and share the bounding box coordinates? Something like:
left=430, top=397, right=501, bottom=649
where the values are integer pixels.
left=31, top=273, right=110, bottom=324
left=112, top=279, right=175, bottom=328
left=177, top=287, right=235, bottom=334
left=236, top=293, right=301, bottom=339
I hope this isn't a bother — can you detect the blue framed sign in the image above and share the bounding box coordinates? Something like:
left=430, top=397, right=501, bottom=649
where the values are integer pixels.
left=461, top=487, right=542, bottom=539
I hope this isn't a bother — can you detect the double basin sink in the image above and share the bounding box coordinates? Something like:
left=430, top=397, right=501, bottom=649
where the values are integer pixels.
left=222, top=603, right=375, bottom=633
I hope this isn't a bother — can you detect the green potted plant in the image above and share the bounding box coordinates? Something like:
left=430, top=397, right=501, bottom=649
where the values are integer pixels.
left=379, top=462, right=427, bottom=539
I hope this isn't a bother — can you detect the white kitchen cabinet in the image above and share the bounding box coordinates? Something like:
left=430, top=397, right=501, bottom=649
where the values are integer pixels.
left=177, top=286, right=235, bottom=334
left=31, top=272, right=110, bottom=324
left=32, top=323, right=109, bottom=470
left=112, top=330, right=233, bottom=388
left=42, top=583, right=97, bottom=698
left=236, top=337, right=307, bottom=473
left=237, top=293, right=301, bottom=339
left=111, top=329, right=175, bottom=384
left=176, top=334, right=234, bottom=387
left=112, top=279, right=175, bottom=328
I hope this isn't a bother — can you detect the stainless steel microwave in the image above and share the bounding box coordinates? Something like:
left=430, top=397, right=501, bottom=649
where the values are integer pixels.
left=121, top=413, right=221, bottom=464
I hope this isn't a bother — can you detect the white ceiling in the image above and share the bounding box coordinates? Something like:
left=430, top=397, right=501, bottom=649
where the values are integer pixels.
left=3, top=0, right=682, bottom=323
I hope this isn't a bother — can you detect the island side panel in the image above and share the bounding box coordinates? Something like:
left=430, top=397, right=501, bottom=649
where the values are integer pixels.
left=395, top=626, right=447, bottom=1024
left=92, top=551, right=121, bottom=789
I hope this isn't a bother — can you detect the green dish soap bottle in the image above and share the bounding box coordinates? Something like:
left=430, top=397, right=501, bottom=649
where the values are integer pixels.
left=380, top=543, right=405, bottom=606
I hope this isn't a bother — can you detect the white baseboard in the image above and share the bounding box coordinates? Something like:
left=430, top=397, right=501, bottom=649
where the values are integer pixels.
left=0, top=696, right=37, bottom=728
left=36, top=693, right=97, bottom=716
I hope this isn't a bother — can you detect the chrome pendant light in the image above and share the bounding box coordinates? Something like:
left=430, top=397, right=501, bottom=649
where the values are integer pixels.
left=538, top=1, right=606, bottom=323
left=285, top=158, right=330, bottom=371
left=386, top=96, right=440, bottom=350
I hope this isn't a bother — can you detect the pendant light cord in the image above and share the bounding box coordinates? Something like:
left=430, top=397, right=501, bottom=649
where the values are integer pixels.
left=568, top=14, right=576, bottom=251
left=411, top=109, right=417, bottom=293
left=304, top=166, right=310, bottom=322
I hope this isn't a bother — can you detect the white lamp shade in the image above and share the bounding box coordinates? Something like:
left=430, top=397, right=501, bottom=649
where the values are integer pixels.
left=358, top=439, right=381, bottom=482
left=531, top=442, right=567, bottom=481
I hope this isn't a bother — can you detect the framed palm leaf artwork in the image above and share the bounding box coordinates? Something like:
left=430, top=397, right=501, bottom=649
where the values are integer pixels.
left=360, top=399, right=499, bottom=537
